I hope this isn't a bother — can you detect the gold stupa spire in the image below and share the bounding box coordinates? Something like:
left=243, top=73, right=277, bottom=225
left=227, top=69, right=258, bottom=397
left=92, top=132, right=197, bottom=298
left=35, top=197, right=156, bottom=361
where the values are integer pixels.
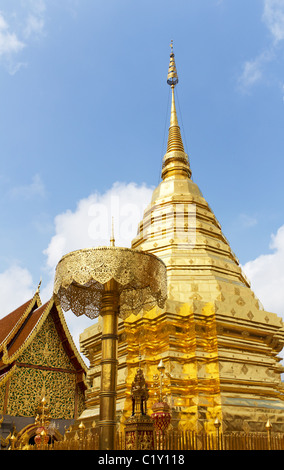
left=162, top=41, right=191, bottom=180
left=166, top=41, right=184, bottom=153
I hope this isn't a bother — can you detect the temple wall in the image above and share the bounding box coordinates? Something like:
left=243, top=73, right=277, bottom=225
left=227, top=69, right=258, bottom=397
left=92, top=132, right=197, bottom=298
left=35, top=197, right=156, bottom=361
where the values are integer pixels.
left=0, top=315, right=85, bottom=420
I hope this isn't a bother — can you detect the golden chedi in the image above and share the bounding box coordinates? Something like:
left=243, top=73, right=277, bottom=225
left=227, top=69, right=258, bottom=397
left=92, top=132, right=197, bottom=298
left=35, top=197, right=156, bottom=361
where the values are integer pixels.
left=80, top=43, right=284, bottom=434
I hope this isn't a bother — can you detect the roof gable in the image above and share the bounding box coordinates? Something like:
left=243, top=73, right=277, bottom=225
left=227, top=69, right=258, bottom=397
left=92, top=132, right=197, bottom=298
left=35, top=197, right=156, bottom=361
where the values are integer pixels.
left=0, top=294, right=41, bottom=348
left=18, top=307, right=76, bottom=371
left=0, top=294, right=87, bottom=376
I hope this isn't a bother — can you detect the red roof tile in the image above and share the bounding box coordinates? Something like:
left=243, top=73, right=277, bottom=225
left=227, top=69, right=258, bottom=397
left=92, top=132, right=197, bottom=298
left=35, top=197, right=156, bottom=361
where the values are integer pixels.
left=3, top=301, right=48, bottom=362
left=0, top=298, right=36, bottom=345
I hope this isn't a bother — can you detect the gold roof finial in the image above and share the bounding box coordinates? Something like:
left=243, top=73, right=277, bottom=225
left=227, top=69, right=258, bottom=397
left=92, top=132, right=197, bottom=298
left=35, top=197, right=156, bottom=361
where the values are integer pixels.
left=167, top=40, right=178, bottom=87
left=110, top=217, right=115, bottom=247
left=36, top=278, right=42, bottom=294
left=161, top=42, right=191, bottom=180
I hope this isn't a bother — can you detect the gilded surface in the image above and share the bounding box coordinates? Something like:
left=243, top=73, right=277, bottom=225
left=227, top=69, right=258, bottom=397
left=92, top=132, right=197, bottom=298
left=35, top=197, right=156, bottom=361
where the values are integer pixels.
left=0, top=315, right=85, bottom=419
left=7, top=366, right=76, bottom=418
left=78, top=45, right=284, bottom=436
left=128, top=123, right=284, bottom=431
left=54, top=246, right=167, bottom=319
left=54, top=247, right=167, bottom=450
left=0, top=381, right=5, bottom=411
left=19, top=315, right=75, bottom=370
left=79, top=175, right=284, bottom=432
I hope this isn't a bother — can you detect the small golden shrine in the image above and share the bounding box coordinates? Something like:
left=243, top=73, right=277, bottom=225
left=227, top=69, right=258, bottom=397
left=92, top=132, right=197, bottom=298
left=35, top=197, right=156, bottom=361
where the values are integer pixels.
left=124, top=360, right=154, bottom=450
left=79, top=43, right=284, bottom=434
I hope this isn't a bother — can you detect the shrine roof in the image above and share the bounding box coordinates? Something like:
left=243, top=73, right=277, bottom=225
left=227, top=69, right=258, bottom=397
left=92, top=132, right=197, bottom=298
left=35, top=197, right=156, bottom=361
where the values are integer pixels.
left=0, top=294, right=41, bottom=349
left=0, top=291, right=87, bottom=380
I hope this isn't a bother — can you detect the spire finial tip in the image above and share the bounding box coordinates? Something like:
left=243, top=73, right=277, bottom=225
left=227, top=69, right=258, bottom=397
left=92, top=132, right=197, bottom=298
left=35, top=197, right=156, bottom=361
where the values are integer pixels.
left=167, top=41, right=178, bottom=87
left=110, top=217, right=115, bottom=247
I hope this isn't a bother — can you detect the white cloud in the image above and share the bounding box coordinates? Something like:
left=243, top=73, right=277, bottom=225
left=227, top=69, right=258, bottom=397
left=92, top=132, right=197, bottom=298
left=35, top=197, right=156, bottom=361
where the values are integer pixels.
left=238, top=0, right=284, bottom=91
left=0, top=2, right=47, bottom=73
left=8, top=174, right=46, bottom=200
left=0, top=12, right=25, bottom=57
left=242, top=224, right=284, bottom=317
left=238, top=213, right=258, bottom=228
left=0, top=265, right=34, bottom=318
left=43, top=181, right=153, bottom=271
left=240, top=59, right=263, bottom=88
left=23, top=0, right=46, bottom=39
left=263, top=0, right=284, bottom=44
left=238, top=49, right=274, bottom=90
left=24, top=14, right=44, bottom=39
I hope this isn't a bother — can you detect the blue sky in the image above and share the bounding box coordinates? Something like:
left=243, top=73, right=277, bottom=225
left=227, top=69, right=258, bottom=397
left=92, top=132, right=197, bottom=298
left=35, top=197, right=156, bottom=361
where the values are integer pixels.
left=0, top=0, right=284, bottom=349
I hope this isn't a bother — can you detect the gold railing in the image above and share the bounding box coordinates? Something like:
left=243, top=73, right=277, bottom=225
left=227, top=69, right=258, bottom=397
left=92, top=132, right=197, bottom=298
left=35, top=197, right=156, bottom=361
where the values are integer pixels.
left=7, top=428, right=284, bottom=451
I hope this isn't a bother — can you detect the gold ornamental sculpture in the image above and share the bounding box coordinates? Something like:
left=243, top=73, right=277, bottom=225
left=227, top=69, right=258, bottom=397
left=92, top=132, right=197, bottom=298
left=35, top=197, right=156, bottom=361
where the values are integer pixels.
left=124, top=363, right=154, bottom=450
left=53, top=245, right=167, bottom=450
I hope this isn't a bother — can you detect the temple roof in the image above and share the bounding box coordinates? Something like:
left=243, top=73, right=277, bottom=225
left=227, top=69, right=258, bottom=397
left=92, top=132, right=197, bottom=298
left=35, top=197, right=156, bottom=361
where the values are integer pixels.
left=0, top=291, right=87, bottom=381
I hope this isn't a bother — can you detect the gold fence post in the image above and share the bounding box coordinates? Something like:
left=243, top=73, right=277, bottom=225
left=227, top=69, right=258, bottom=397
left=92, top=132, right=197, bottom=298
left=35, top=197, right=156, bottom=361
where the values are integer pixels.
left=78, top=421, right=85, bottom=450
left=214, top=418, right=221, bottom=450
left=266, top=419, right=272, bottom=450
left=9, top=433, right=17, bottom=450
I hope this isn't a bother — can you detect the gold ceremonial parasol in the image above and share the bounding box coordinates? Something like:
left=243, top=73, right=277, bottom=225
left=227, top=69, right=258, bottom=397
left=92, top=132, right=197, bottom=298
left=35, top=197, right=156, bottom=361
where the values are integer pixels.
left=53, top=246, right=167, bottom=450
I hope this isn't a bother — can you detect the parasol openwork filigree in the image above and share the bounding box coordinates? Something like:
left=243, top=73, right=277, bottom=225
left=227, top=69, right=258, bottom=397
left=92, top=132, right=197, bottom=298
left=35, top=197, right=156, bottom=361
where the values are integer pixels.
left=53, top=246, right=167, bottom=319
